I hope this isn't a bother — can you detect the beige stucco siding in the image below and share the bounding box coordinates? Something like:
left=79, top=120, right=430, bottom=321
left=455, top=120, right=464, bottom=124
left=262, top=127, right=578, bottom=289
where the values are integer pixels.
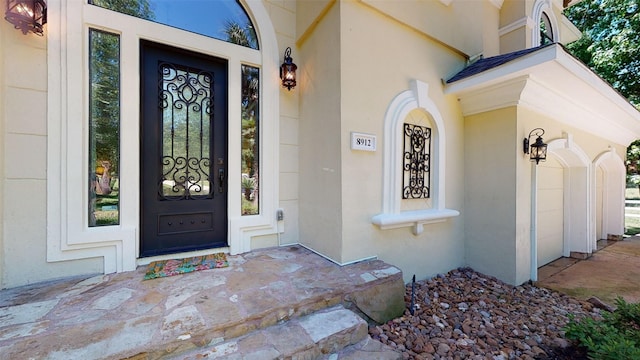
left=267, top=0, right=300, bottom=248
left=0, top=9, right=5, bottom=285
left=359, top=0, right=488, bottom=58
left=465, top=107, right=519, bottom=284
left=338, top=1, right=465, bottom=280
left=1, top=15, right=103, bottom=288
left=297, top=0, right=344, bottom=261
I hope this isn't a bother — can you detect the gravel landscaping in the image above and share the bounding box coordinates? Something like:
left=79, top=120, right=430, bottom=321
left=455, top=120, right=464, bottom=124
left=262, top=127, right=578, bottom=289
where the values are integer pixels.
left=369, top=268, right=600, bottom=360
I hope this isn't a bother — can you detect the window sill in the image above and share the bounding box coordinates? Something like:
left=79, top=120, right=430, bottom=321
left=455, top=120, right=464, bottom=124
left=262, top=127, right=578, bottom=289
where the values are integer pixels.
left=372, top=209, right=460, bottom=235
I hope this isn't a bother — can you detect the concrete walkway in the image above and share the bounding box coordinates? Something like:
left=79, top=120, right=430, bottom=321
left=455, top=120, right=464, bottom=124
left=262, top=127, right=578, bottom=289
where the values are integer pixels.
left=0, top=246, right=405, bottom=359
left=537, top=237, right=640, bottom=306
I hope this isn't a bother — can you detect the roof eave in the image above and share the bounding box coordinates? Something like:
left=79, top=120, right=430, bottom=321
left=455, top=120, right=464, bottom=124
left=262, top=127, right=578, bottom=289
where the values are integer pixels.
left=444, top=44, right=640, bottom=146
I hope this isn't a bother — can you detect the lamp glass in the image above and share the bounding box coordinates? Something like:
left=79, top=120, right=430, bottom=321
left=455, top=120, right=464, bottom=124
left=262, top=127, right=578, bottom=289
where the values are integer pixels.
left=280, top=47, right=297, bottom=91
left=5, top=0, right=46, bottom=35
left=530, top=137, right=548, bottom=164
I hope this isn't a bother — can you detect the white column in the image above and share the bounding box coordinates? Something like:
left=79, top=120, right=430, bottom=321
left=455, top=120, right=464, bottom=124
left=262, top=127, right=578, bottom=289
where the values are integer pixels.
left=530, top=162, right=539, bottom=281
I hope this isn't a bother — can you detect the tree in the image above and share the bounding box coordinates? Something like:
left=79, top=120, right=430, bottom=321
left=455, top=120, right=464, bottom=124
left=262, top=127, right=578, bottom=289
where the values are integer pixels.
left=565, top=0, right=640, bottom=105
left=564, top=0, right=640, bottom=181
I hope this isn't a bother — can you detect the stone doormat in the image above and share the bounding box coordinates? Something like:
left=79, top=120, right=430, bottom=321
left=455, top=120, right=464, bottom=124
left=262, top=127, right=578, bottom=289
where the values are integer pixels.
left=143, top=253, right=228, bottom=280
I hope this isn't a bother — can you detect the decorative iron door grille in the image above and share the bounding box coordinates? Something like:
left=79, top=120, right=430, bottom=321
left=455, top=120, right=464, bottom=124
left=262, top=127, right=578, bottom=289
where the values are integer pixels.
left=159, top=62, right=213, bottom=200
left=403, top=123, right=431, bottom=199
left=140, top=41, right=228, bottom=257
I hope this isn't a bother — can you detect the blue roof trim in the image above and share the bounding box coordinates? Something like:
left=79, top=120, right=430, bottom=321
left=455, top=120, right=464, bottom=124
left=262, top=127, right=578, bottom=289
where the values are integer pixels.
left=446, top=43, right=555, bottom=83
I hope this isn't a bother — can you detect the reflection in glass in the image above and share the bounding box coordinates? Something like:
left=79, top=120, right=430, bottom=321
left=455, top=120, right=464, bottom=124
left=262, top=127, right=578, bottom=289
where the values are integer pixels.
left=89, top=29, right=120, bottom=226
left=241, top=65, right=259, bottom=215
left=160, top=64, right=212, bottom=200
left=89, top=0, right=258, bottom=50
left=540, top=12, right=553, bottom=45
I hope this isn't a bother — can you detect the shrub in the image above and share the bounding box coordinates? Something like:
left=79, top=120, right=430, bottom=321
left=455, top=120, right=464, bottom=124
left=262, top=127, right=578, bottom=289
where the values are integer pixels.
left=565, top=297, right=640, bottom=360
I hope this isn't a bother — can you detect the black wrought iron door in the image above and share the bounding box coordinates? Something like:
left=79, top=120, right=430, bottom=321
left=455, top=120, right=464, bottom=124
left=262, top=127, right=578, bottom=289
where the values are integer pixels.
left=140, top=41, right=228, bottom=257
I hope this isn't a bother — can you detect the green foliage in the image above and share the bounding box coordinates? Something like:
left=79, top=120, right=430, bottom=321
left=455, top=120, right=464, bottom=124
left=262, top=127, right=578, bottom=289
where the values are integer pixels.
left=241, top=197, right=257, bottom=215
left=628, top=140, right=640, bottom=183
left=565, top=0, right=640, bottom=106
left=223, top=20, right=258, bottom=49
left=565, top=297, right=640, bottom=359
left=565, top=1, right=640, bottom=183
left=241, top=177, right=256, bottom=201
left=90, top=0, right=153, bottom=20
left=90, top=30, right=120, bottom=173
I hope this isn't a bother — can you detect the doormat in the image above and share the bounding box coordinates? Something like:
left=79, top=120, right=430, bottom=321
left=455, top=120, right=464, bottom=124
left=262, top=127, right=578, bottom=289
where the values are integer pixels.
left=143, top=253, right=229, bottom=280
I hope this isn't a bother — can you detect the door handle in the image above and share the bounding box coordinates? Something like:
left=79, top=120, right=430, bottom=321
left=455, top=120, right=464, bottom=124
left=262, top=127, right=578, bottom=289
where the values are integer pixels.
left=218, top=168, right=225, bottom=193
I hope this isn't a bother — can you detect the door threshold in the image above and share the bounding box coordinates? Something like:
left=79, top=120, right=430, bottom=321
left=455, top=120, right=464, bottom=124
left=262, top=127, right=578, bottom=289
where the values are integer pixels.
left=137, top=247, right=230, bottom=267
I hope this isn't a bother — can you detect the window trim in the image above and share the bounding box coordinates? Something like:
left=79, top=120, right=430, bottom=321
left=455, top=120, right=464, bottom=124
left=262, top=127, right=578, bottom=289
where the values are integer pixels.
left=371, top=80, right=459, bottom=235
left=532, top=0, right=558, bottom=46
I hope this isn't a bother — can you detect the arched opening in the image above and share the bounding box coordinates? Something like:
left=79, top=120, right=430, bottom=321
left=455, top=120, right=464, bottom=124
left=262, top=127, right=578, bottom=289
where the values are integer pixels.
left=538, top=135, right=591, bottom=266
left=593, top=149, right=625, bottom=249
left=540, top=12, right=554, bottom=45
left=531, top=0, right=558, bottom=46
left=372, top=80, right=459, bottom=235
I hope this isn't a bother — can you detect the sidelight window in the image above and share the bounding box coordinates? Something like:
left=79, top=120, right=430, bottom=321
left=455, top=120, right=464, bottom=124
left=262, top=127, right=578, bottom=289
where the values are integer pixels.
left=241, top=65, right=260, bottom=215
left=88, top=29, right=121, bottom=227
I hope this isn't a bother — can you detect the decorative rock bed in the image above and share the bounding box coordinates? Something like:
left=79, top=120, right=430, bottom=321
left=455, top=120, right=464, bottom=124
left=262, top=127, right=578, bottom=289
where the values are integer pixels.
left=369, top=268, right=599, bottom=360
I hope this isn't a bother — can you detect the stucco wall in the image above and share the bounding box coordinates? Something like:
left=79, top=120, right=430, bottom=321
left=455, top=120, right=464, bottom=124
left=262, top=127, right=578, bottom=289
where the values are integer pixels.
left=0, top=2, right=5, bottom=285
left=265, top=0, right=300, bottom=247
left=360, top=0, right=489, bottom=59
left=297, top=0, right=344, bottom=261
left=336, top=1, right=466, bottom=281
left=1, top=8, right=103, bottom=289
left=464, top=107, right=520, bottom=284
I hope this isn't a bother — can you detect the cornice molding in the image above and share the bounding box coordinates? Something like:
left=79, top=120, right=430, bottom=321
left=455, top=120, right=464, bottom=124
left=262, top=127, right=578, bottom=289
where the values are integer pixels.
left=445, top=44, right=640, bottom=145
left=499, top=16, right=535, bottom=37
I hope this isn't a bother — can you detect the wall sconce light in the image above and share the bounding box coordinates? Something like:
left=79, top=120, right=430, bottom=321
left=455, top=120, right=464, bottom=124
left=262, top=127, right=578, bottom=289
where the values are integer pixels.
left=4, top=0, right=47, bottom=36
left=280, top=47, right=297, bottom=91
left=523, top=128, right=548, bottom=165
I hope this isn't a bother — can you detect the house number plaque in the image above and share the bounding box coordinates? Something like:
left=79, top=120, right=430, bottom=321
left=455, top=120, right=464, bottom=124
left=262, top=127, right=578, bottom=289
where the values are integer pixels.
left=351, top=132, right=377, bottom=152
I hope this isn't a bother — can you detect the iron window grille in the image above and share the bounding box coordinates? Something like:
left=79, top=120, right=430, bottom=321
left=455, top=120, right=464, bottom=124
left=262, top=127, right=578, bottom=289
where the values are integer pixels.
left=402, top=123, right=431, bottom=199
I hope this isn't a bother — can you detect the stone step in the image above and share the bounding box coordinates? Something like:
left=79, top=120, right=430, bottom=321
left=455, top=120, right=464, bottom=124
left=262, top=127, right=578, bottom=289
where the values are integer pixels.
left=164, top=305, right=377, bottom=359
left=0, top=246, right=406, bottom=360
left=321, top=336, right=402, bottom=360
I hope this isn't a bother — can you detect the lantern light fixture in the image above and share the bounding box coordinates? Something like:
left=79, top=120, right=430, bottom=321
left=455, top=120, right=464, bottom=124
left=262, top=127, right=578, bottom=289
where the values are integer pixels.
left=4, top=0, right=47, bottom=36
left=523, top=128, right=548, bottom=165
left=280, top=47, right=297, bottom=91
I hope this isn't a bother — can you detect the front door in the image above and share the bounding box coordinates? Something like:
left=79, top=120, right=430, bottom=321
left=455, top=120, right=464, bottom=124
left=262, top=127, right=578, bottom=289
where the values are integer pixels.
left=140, top=41, right=228, bottom=257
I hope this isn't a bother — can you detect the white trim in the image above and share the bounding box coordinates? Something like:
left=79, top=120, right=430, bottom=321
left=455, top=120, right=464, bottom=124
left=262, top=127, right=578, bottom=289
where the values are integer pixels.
left=532, top=0, right=559, bottom=46
left=560, top=15, right=582, bottom=43
left=445, top=44, right=640, bottom=145
left=47, top=0, right=280, bottom=273
left=546, top=134, right=592, bottom=257
left=530, top=162, right=539, bottom=281
left=372, top=80, right=459, bottom=235
left=593, top=148, right=625, bottom=249
left=498, top=16, right=535, bottom=37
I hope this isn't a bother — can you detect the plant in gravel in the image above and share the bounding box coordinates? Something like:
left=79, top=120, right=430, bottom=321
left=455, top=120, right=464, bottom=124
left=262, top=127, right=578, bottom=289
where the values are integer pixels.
left=565, top=297, right=640, bottom=360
